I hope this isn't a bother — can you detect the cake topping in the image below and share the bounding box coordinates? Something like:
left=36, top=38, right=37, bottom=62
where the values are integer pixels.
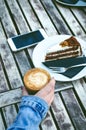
left=60, top=36, right=80, bottom=47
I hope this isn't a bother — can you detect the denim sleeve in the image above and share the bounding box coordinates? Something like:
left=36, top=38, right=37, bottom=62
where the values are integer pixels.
left=7, top=96, right=49, bottom=130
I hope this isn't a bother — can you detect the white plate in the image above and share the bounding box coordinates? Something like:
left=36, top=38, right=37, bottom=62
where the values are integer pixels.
left=56, top=0, right=86, bottom=7
left=32, top=35, right=86, bottom=82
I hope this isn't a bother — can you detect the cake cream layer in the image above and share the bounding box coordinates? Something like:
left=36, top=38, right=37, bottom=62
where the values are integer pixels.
left=45, top=46, right=81, bottom=61
left=47, top=42, right=71, bottom=53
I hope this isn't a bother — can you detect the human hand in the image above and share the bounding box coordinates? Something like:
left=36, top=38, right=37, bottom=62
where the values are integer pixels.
left=22, top=77, right=55, bottom=106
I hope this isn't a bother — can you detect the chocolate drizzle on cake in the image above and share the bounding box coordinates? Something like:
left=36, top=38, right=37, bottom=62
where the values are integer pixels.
left=45, top=36, right=82, bottom=61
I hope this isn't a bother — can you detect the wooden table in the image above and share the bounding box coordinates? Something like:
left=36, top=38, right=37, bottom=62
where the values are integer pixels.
left=0, top=0, right=86, bottom=130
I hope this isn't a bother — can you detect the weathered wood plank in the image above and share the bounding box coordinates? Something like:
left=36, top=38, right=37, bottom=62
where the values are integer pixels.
left=55, top=81, right=73, bottom=92
left=0, top=60, right=9, bottom=92
left=83, top=8, right=86, bottom=12
left=79, top=78, right=86, bottom=92
left=0, top=1, right=17, bottom=37
left=14, top=52, right=32, bottom=76
left=55, top=3, right=86, bottom=40
left=6, top=0, right=30, bottom=33
left=51, top=93, right=74, bottom=130
left=0, top=0, right=5, bottom=6
left=0, top=113, right=5, bottom=130
left=29, top=0, right=57, bottom=36
left=41, top=0, right=71, bottom=34
left=61, top=89, right=86, bottom=130
left=2, top=105, right=17, bottom=128
left=18, top=0, right=41, bottom=30
left=0, top=88, right=22, bottom=108
left=0, top=23, right=23, bottom=89
left=0, top=39, right=23, bottom=88
left=71, top=8, right=86, bottom=32
left=41, top=111, right=57, bottom=130
left=72, top=80, right=86, bottom=111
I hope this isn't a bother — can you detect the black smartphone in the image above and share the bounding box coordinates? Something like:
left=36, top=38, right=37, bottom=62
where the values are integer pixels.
left=7, top=29, right=47, bottom=52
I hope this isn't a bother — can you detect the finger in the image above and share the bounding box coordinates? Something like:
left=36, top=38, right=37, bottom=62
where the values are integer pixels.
left=47, top=93, right=54, bottom=106
left=43, top=85, right=54, bottom=105
left=22, top=87, right=28, bottom=96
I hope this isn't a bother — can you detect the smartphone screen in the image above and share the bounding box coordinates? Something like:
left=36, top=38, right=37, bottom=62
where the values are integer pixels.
left=12, top=30, right=44, bottom=49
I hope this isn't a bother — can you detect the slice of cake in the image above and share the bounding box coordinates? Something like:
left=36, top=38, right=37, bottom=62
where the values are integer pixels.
left=45, top=36, right=82, bottom=61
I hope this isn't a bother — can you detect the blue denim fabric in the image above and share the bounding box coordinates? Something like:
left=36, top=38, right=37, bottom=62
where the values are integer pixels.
left=7, top=96, right=49, bottom=130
